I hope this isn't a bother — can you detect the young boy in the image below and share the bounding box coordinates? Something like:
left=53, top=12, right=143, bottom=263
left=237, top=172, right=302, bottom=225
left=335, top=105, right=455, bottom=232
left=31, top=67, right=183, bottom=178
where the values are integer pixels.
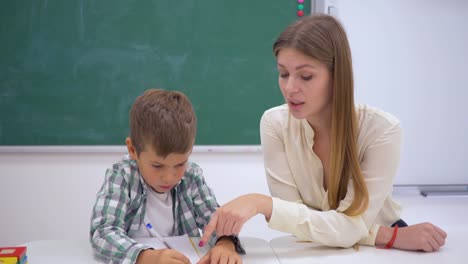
left=90, top=89, right=244, bottom=264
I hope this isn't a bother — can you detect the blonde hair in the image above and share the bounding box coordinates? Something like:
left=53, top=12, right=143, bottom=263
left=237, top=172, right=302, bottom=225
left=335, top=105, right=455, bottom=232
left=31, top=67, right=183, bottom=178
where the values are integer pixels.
left=273, top=15, right=368, bottom=216
left=129, top=89, right=196, bottom=157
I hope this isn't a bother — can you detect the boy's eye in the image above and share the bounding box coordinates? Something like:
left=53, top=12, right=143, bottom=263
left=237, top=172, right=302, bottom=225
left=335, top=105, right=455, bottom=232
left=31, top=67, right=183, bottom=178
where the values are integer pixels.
left=152, top=164, right=163, bottom=169
left=176, top=162, right=186, bottom=168
left=301, top=75, right=313, bottom=81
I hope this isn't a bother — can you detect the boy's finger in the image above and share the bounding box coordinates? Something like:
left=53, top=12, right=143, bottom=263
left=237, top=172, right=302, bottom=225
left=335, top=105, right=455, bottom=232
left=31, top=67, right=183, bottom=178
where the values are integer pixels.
left=200, top=214, right=218, bottom=246
left=196, top=253, right=209, bottom=264
left=171, top=250, right=191, bottom=264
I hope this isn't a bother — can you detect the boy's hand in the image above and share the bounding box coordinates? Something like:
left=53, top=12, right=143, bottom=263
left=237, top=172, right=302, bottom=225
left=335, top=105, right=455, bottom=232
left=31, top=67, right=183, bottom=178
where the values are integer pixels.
left=197, top=238, right=242, bottom=264
left=137, top=248, right=190, bottom=264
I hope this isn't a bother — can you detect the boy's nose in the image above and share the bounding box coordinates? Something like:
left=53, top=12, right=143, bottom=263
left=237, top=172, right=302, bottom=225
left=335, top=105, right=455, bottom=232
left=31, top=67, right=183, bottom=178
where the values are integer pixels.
left=161, top=170, right=177, bottom=183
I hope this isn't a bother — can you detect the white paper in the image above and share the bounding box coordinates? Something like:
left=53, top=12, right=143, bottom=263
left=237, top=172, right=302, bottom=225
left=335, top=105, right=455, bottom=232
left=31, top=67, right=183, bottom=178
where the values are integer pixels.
left=135, top=234, right=202, bottom=264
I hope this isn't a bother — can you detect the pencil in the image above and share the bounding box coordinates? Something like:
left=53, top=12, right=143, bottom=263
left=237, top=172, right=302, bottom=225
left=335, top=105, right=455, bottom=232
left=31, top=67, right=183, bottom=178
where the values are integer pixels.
left=188, top=237, right=201, bottom=257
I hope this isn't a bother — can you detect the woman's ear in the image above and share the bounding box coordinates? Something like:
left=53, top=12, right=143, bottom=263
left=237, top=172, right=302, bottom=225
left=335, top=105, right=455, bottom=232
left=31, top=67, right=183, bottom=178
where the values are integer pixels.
left=126, top=137, right=138, bottom=160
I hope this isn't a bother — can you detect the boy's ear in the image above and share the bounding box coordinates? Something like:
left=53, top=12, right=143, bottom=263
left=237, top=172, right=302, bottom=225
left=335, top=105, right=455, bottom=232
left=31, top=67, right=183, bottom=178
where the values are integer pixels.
left=126, top=137, right=138, bottom=160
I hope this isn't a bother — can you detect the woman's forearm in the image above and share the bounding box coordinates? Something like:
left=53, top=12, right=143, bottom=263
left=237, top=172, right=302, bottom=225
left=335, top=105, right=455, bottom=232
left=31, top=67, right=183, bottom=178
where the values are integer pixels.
left=252, top=193, right=273, bottom=221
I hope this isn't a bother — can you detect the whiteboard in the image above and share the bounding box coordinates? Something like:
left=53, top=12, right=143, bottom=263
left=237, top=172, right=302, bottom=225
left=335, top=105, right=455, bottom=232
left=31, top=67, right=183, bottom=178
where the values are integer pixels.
left=335, top=0, right=468, bottom=185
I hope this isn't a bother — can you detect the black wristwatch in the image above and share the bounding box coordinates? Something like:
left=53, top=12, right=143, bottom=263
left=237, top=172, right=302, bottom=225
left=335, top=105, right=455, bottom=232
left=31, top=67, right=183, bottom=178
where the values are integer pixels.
left=216, top=235, right=246, bottom=255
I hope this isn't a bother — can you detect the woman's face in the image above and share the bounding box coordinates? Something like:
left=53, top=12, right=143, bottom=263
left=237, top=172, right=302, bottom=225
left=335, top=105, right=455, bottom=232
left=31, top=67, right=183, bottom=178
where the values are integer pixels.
left=276, top=48, right=333, bottom=120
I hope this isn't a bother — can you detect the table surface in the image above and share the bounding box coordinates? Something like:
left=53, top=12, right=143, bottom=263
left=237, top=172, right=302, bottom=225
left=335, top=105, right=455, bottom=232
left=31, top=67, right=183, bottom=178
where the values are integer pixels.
left=23, top=237, right=279, bottom=264
left=25, top=227, right=468, bottom=264
left=270, top=227, right=468, bottom=264
left=23, top=229, right=467, bottom=264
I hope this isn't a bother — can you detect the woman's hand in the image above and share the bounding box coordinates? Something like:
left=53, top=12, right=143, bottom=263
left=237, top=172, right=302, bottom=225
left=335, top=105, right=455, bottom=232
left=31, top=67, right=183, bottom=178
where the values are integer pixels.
left=199, top=194, right=272, bottom=246
left=377, top=222, right=447, bottom=252
left=197, top=238, right=242, bottom=264
left=394, top=223, right=447, bottom=252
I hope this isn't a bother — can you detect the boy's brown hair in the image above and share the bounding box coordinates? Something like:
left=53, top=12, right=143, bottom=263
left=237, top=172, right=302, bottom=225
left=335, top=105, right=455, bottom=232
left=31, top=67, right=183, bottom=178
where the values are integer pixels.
left=129, top=89, right=197, bottom=157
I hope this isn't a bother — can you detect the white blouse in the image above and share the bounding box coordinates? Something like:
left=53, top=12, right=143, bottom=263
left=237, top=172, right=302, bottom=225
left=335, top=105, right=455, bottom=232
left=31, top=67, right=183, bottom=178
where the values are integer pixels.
left=261, top=104, right=402, bottom=247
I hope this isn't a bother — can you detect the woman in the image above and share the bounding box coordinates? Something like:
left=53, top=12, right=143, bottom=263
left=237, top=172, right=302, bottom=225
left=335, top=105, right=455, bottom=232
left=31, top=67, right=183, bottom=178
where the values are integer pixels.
left=199, top=14, right=446, bottom=253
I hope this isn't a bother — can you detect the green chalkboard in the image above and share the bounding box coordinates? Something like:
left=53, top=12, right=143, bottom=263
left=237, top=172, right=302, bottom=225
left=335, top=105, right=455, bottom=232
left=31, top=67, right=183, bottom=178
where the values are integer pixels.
left=0, top=0, right=307, bottom=145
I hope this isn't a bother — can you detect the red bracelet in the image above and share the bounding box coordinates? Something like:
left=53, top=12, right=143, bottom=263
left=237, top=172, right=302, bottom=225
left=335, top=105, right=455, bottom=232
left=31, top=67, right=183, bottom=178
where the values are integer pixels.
left=385, top=225, right=399, bottom=249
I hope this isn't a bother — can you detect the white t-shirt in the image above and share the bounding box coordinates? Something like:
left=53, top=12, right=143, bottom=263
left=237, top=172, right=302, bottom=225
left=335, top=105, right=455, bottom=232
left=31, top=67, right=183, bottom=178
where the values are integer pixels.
left=132, top=187, right=174, bottom=238
left=261, top=104, right=402, bottom=247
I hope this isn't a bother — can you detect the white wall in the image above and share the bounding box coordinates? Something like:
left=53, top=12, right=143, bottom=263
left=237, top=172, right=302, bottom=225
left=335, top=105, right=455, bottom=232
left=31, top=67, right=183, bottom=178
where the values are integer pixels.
left=335, top=0, right=468, bottom=185
left=0, top=149, right=287, bottom=247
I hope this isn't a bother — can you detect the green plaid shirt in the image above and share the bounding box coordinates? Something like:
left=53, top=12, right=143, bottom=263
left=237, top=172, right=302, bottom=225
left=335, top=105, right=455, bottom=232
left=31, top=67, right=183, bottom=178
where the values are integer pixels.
left=90, top=155, right=219, bottom=264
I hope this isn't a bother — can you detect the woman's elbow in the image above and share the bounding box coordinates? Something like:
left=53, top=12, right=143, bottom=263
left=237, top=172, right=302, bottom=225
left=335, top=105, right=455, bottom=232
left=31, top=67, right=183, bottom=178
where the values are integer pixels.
left=322, top=231, right=366, bottom=248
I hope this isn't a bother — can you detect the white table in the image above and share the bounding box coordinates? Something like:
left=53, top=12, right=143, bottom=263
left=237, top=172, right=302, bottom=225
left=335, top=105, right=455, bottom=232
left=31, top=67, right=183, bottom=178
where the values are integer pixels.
left=23, top=237, right=279, bottom=264
left=23, top=227, right=468, bottom=264
left=23, top=240, right=99, bottom=264
left=269, top=227, right=468, bottom=264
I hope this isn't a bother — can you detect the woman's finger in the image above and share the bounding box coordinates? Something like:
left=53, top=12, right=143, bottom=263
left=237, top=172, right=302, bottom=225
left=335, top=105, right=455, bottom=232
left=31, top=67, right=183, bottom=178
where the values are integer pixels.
left=434, top=225, right=447, bottom=239
left=432, top=229, right=446, bottom=247
left=232, top=220, right=243, bottom=235
left=426, top=236, right=440, bottom=252
left=200, top=214, right=218, bottom=246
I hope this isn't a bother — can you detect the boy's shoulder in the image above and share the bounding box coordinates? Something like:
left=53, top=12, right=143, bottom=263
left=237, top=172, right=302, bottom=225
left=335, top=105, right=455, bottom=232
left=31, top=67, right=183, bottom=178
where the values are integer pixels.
left=185, top=161, right=203, bottom=176
left=181, top=161, right=204, bottom=182
left=106, top=154, right=140, bottom=183
left=111, top=154, right=137, bottom=172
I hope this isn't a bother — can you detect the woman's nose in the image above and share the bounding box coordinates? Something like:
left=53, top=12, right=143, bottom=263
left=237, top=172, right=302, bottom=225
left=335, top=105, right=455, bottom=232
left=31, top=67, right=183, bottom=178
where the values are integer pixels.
left=285, top=78, right=299, bottom=94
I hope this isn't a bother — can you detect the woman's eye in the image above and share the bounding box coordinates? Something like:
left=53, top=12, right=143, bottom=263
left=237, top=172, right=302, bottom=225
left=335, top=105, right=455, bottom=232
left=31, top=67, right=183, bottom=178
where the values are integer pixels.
left=301, top=75, right=313, bottom=81
left=279, top=73, right=289, bottom=78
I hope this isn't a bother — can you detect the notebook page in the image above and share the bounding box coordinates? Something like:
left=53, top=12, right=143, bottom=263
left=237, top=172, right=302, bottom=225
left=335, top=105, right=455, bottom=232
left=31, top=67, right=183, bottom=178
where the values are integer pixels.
left=165, top=234, right=202, bottom=264
left=135, top=235, right=202, bottom=264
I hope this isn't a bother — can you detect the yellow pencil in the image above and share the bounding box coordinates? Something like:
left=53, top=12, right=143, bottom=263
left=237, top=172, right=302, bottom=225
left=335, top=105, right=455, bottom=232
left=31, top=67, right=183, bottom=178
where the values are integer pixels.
left=188, top=237, right=201, bottom=257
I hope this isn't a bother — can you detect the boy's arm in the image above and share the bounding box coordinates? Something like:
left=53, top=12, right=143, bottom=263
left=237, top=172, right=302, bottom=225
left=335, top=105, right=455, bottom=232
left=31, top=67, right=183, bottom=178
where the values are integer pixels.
left=189, top=165, right=218, bottom=246
left=90, top=167, right=150, bottom=264
left=189, top=165, right=245, bottom=254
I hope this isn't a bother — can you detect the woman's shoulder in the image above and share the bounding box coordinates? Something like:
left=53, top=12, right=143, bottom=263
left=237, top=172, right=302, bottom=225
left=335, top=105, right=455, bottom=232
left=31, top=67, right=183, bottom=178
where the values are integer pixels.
left=356, top=104, right=400, bottom=128
left=261, top=104, right=289, bottom=126
left=263, top=104, right=288, bottom=117
left=356, top=104, right=402, bottom=142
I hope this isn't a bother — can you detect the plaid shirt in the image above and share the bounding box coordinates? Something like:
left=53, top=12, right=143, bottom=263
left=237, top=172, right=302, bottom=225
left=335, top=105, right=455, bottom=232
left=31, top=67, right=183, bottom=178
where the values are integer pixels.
left=90, top=155, right=219, bottom=264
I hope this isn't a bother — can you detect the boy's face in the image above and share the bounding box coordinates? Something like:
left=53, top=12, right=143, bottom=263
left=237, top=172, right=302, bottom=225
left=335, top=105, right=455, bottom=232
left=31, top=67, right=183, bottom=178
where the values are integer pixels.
left=126, top=138, right=190, bottom=193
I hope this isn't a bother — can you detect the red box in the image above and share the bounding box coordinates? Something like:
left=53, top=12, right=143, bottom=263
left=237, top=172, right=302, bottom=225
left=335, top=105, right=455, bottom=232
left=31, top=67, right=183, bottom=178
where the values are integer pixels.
left=0, top=247, right=27, bottom=262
